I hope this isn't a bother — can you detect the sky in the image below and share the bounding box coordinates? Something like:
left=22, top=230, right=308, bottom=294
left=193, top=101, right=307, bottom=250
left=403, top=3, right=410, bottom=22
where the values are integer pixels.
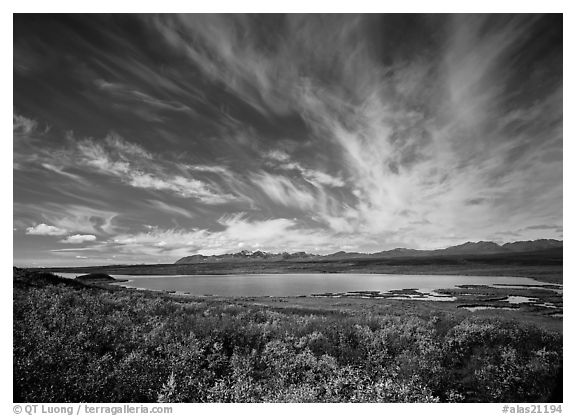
left=13, top=14, right=563, bottom=266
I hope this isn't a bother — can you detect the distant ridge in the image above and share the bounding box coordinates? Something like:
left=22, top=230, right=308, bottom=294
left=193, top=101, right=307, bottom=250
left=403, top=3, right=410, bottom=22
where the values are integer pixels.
left=175, top=239, right=562, bottom=264
left=175, top=250, right=318, bottom=264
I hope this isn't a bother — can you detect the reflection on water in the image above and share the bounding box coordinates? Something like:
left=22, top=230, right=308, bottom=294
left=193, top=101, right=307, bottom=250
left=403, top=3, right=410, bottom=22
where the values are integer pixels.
left=462, top=306, right=518, bottom=312
left=506, top=295, right=539, bottom=304
left=386, top=294, right=457, bottom=302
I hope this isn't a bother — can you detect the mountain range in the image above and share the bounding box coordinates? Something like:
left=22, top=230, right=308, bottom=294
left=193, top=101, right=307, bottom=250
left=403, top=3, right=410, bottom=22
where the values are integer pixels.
left=175, top=239, right=562, bottom=264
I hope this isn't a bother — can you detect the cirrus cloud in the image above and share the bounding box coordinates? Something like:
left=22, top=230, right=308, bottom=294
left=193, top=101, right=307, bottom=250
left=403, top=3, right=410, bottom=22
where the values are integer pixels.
left=13, top=15, right=562, bottom=266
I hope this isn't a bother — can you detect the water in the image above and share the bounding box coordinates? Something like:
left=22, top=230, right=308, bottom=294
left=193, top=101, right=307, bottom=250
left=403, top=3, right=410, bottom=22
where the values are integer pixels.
left=385, top=295, right=457, bottom=302
left=56, top=272, right=557, bottom=298
left=506, top=295, right=539, bottom=304
left=461, top=306, right=518, bottom=312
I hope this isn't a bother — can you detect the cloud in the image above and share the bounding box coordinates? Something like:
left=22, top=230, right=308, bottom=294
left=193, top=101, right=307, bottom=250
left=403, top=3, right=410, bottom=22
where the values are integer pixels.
left=52, top=206, right=118, bottom=235
left=185, top=164, right=233, bottom=175
left=150, top=15, right=445, bottom=235
left=76, top=134, right=239, bottom=204
left=465, top=198, right=488, bottom=206
left=94, top=79, right=194, bottom=114
left=284, top=15, right=561, bottom=242
left=219, top=213, right=299, bottom=244
left=61, top=234, right=97, bottom=244
left=50, top=247, right=99, bottom=252
left=104, top=132, right=154, bottom=159
left=41, top=163, right=85, bottom=182
left=151, top=15, right=284, bottom=117
left=107, top=214, right=337, bottom=259
left=13, top=15, right=562, bottom=265
left=250, top=172, right=316, bottom=211
left=300, top=169, right=346, bottom=188
left=248, top=171, right=357, bottom=233
left=264, top=150, right=345, bottom=188
left=13, top=113, right=52, bottom=171
left=147, top=200, right=195, bottom=219
left=265, top=150, right=291, bottom=163
left=16, top=126, right=242, bottom=205
left=26, top=223, right=68, bottom=236
left=15, top=130, right=241, bottom=205
left=523, top=224, right=562, bottom=231
left=17, top=203, right=120, bottom=236
left=13, top=113, right=38, bottom=135
left=98, top=209, right=419, bottom=262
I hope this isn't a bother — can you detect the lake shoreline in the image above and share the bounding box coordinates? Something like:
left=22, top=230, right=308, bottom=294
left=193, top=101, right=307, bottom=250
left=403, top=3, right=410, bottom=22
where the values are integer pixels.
left=37, top=263, right=562, bottom=285
left=49, top=270, right=563, bottom=332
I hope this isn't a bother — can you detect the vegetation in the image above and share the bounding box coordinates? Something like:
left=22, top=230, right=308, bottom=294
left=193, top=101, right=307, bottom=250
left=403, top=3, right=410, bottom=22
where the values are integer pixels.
left=14, top=269, right=562, bottom=403
left=76, top=273, right=117, bottom=282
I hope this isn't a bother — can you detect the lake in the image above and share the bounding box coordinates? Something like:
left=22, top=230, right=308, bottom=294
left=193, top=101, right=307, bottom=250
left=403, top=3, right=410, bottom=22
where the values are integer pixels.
left=57, top=272, right=558, bottom=298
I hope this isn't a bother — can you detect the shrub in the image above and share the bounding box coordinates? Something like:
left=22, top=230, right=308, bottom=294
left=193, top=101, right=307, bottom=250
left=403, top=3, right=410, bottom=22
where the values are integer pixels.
left=13, top=270, right=562, bottom=403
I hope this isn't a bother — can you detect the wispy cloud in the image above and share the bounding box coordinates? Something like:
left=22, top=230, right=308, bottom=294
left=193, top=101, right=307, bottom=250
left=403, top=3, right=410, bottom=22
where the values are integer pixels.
left=151, top=15, right=284, bottom=117
left=148, top=15, right=445, bottom=238
left=264, top=149, right=345, bottom=188
left=250, top=172, right=316, bottom=211
left=13, top=113, right=38, bottom=135
left=17, top=129, right=241, bottom=205
left=17, top=203, right=120, bottom=236
left=523, top=224, right=562, bottom=231
left=77, top=134, right=240, bottom=204
left=41, top=163, right=86, bottom=182
left=147, top=200, right=195, bottom=219
left=14, top=15, right=562, bottom=265
left=94, top=79, right=194, bottom=114
left=50, top=206, right=118, bottom=235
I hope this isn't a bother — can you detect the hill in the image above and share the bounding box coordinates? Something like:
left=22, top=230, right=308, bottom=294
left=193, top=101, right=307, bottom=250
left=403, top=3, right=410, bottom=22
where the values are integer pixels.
left=75, top=273, right=117, bottom=282
left=175, top=239, right=562, bottom=264
left=176, top=250, right=318, bottom=264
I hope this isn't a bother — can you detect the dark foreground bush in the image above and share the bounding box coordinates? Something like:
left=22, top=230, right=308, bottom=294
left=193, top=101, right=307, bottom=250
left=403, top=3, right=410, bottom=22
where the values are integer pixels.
left=13, top=270, right=562, bottom=402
